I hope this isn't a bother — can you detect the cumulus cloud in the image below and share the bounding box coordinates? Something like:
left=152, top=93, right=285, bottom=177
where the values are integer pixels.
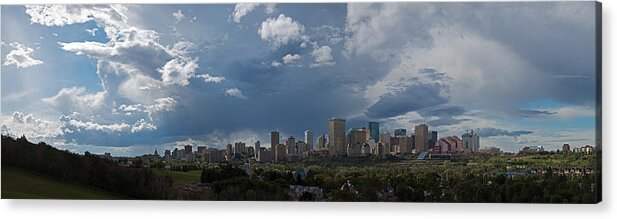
left=271, top=60, right=282, bottom=67
left=131, top=119, right=157, bottom=133
left=25, top=4, right=128, bottom=38
left=172, top=9, right=185, bottom=22
left=310, top=45, right=335, bottom=67
left=232, top=3, right=276, bottom=23
left=258, top=14, right=305, bottom=48
left=42, top=87, right=107, bottom=116
left=310, top=25, right=344, bottom=45
left=118, top=97, right=177, bottom=119
left=58, top=24, right=198, bottom=104
left=3, top=42, right=43, bottom=68
left=0, top=112, right=62, bottom=141
left=282, top=53, right=301, bottom=64
left=158, top=58, right=199, bottom=86
left=59, top=115, right=131, bottom=133
left=224, top=87, right=248, bottom=99
left=195, top=74, right=225, bottom=83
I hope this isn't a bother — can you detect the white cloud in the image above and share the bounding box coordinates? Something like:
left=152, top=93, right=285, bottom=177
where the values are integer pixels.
left=1, top=112, right=62, bottom=141
left=3, top=42, right=43, bottom=68
left=271, top=60, right=282, bottom=67
left=42, top=87, right=107, bottom=116
left=343, top=3, right=438, bottom=61
left=85, top=27, right=98, bottom=36
left=172, top=9, right=185, bottom=22
left=224, top=87, right=248, bottom=99
left=25, top=5, right=128, bottom=39
left=232, top=3, right=276, bottom=23
left=282, top=53, right=302, bottom=64
left=258, top=14, right=305, bottom=48
left=310, top=45, right=335, bottom=67
left=58, top=26, right=202, bottom=104
left=59, top=115, right=131, bottom=133
left=131, top=119, right=156, bottom=133
left=118, top=97, right=176, bottom=117
left=170, top=41, right=197, bottom=56
left=158, top=58, right=199, bottom=86
left=196, top=74, right=225, bottom=83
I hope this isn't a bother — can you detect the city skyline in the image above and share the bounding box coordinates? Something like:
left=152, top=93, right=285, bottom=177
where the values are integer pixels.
left=1, top=3, right=598, bottom=156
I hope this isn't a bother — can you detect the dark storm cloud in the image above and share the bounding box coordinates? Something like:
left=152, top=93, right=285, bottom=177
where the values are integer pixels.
left=415, top=105, right=468, bottom=127
left=470, top=2, right=596, bottom=105
left=365, top=83, right=448, bottom=119
left=518, top=109, right=557, bottom=118
left=475, top=128, right=533, bottom=137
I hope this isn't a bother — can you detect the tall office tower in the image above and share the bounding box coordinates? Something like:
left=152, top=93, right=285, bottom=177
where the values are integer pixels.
left=274, top=144, right=286, bottom=162
left=256, top=146, right=263, bottom=161
left=286, top=136, right=296, bottom=155
left=368, top=122, right=380, bottom=141
left=271, top=131, right=280, bottom=148
left=398, top=136, right=413, bottom=154
left=415, top=124, right=429, bottom=152
left=328, top=117, right=346, bottom=156
left=394, top=129, right=407, bottom=137
left=348, top=128, right=368, bottom=146
left=304, top=129, right=313, bottom=150
left=316, top=134, right=326, bottom=149
left=428, top=130, right=438, bottom=148
left=225, top=144, right=233, bottom=160
left=297, top=141, right=307, bottom=155
left=462, top=130, right=480, bottom=153
left=254, top=141, right=261, bottom=159
left=234, top=142, right=246, bottom=155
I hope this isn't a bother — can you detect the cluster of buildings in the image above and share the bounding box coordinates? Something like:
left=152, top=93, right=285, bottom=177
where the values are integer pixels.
left=517, top=144, right=596, bottom=155
left=234, top=118, right=483, bottom=162
left=561, top=144, right=595, bottom=154
left=128, top=117, right=596, bottom=164
left=313, top=118, right=482, bottom=158
left=138, top=117, right=485, bottom=164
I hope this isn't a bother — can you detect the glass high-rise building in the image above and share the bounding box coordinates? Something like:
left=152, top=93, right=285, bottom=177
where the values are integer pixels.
left=304, top=129, right=313, bottom=150
left=394, top=129, right=407, bottom=137
left=368, top=122, right=379, bottom=141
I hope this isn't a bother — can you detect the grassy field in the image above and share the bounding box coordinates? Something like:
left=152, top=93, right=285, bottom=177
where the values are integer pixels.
left=153, top=169, right=202, bottom=186
left=1, top=166, right=122, bottom=199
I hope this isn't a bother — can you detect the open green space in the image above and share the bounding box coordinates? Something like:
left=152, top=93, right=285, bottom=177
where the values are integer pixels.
left=1, top=166, right=122, bottom=199
left=153, top=169, right=202, bottom=186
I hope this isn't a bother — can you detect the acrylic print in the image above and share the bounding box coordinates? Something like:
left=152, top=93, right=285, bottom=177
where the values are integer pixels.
left=1, top=2, right=601, bottom=203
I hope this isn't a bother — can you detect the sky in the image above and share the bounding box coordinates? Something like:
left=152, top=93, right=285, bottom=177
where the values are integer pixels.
left=1, top=2, right=599, bottom=156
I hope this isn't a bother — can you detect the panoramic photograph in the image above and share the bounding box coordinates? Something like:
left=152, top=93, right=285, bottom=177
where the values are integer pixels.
left=1, top=2, right=601, bottom=203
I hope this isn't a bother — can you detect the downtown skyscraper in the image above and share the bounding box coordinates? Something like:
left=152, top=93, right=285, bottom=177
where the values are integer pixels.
left=368, top=122, right=379, bottom=142
left=328, top=117, right=346, bottom=156
left=304, top=129, right=313, bottom=150
left=415, top=124, right=429, bottom=152
left=271, top=131, right=280, bottom=148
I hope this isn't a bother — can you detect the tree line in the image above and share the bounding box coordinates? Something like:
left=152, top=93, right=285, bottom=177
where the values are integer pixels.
left=1, top=135, right=175, bottom=199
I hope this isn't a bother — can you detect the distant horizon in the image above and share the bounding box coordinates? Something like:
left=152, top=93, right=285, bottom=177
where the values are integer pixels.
left=1, top=3, right=598, bottom=157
